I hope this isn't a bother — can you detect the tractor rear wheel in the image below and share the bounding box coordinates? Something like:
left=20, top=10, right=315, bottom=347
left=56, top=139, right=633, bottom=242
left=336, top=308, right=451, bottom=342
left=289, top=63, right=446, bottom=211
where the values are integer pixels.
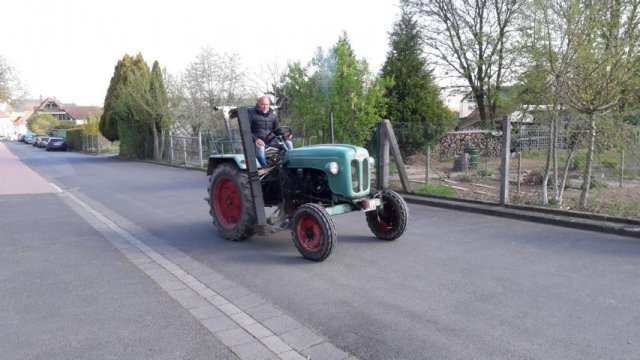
left=291, top=203, right=336, bottom=261
left=209, top=163, right=256, bottom=241
left=366, top=190, right=409, bottom=241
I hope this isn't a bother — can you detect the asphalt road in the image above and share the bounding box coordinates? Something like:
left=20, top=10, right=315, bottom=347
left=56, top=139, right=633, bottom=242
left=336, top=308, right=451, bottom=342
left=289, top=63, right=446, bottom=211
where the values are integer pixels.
left=4, top=141, right=640, bottom=360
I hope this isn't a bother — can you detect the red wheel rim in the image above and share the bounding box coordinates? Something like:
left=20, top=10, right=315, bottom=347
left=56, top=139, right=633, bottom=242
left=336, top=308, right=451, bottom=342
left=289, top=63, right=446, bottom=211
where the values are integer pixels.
left=296, top=215, right=322, bottom=251
left=375, top=202, right=396, bottom=232
left=213, top=177, right=241, bottom=229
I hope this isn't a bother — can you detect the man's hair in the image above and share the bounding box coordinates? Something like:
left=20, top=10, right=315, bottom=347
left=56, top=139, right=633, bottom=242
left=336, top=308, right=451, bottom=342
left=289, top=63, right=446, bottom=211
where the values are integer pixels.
left=256, top=95, right=271, bottom=106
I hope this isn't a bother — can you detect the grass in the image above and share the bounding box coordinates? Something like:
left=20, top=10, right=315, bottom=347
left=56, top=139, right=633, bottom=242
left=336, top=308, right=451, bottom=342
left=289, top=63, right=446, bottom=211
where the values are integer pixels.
left=101, top=140, right=120, bottom=154
left=416, top=184, right=457, bottom=197
left=477, top=167, right=494, bottom=177
left=454, top=173, right=474, bottom=183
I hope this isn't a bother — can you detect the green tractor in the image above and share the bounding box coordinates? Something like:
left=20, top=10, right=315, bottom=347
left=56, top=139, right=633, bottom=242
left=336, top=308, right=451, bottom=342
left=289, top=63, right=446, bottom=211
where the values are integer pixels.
left=206, top=107, right=409, bottom=261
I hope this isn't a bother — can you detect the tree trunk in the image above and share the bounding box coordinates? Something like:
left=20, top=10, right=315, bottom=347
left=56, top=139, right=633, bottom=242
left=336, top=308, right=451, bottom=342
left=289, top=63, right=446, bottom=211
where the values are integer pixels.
left=551, top=115, right=559, bottom=201
left=541, top=127, right=553, bottom=206
left=542, top=114, right=556, bottom=206
left=559, top=150, right=575, bottom=203
left=158, top=126, right=166, bottom=161
left=478, top=97, right=489, bottom=128
left=151, top=121, right=160, bottom=161
left=579, top=113, right=597, bottom=208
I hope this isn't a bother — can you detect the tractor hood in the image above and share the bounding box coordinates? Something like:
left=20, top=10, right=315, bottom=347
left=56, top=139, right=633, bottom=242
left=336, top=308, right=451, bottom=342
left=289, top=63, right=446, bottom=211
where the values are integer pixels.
left=285, top=144, right=364, bottom=162
left=285, top=144, right=372, bottom=198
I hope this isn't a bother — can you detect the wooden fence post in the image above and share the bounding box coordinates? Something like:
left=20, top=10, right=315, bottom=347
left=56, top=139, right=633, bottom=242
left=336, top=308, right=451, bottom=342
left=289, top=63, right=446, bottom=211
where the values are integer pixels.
left=381, top=120, right=412, bottom=193
left=500, top=117, right=511, bottom=205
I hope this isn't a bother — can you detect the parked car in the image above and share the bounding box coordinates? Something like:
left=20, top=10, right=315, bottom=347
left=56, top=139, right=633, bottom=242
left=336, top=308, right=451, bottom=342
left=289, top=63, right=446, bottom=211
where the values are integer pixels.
left=23, top=134, right=35, bottom=144
left=46, top=137, right=67, bottom=151
left=37, top=137, right=50, bottom=148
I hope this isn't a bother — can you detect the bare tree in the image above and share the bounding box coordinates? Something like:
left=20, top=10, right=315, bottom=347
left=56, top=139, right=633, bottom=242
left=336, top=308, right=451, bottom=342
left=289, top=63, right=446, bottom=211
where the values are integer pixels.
left=403, top=0, right=523, bottom=127
left=537, top=0, right=640, bottom=207
left=250, top=60, right=288, bottom=104
left=0, top=55, right=26, bottom=104
left=178, top=47, right=249, bottom=136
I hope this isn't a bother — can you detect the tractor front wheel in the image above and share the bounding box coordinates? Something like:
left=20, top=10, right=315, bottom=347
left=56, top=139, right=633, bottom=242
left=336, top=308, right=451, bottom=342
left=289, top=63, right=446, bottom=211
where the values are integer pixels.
left=366, top=190, right=409, bottom=241
left=291, top=203, right=336, bottom=261
left=209, top=163, right=256, bottom=241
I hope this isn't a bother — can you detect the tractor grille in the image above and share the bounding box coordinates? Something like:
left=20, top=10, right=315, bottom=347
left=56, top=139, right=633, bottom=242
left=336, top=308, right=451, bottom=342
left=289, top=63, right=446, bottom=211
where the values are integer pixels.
left=362, top=157, right=369, bottom=192
left=351, top=160, right=359, bottom=192
left=351, top=158, right=370, bottom=193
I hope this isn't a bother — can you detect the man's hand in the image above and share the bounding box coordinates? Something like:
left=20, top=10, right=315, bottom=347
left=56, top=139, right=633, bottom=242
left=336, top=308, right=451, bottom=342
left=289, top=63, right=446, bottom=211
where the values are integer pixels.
left=255, top=139, right=265, bottom=146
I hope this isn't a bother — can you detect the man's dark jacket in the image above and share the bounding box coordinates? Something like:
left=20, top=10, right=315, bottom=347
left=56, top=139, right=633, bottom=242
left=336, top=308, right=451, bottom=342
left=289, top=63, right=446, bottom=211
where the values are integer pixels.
left=249, top=106, right=281, bottom=142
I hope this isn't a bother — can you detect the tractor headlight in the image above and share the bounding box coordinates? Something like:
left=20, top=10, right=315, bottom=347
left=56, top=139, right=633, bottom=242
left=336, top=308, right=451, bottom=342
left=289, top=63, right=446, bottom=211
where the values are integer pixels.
left=326, top=161, right=339, bottom=175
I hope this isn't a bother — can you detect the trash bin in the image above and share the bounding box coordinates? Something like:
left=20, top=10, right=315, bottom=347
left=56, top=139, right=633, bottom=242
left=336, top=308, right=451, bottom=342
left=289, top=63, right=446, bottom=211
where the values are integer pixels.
left=465, top=148, right=479, bottom=169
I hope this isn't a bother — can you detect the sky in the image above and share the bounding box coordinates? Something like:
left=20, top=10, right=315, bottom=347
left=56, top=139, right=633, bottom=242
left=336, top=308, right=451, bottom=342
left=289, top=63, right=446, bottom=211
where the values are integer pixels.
left=3, top=0, right=403, bottom=107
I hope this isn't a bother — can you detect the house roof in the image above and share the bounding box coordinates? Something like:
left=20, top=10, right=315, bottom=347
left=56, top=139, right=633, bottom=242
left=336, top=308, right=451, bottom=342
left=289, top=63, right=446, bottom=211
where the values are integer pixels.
left=32, top=97, right=102, bottom=120
left=13, top=116, right=26, bottom=126
left=35, top=97, right=65, bottom=112
left=66, top=106, right=102, bottom=120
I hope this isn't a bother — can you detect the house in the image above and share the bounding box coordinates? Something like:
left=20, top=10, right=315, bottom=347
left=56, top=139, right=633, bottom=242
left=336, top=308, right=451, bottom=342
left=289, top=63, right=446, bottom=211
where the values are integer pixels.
left=458, top=93, right=477, bottom=119
left=0, top=112, right=12, bottom=138
left=66, top=105, right=103, bottom=124
left=13, top=116, right=28, bottom=136
left=33, top=97, right=102, bottom=125
left=455, top=107, right=503, bottom=130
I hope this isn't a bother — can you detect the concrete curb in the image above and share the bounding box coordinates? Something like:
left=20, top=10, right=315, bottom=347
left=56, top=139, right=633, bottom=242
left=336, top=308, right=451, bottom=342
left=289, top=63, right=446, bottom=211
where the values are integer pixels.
left=402, top=193, right=640, bottom=239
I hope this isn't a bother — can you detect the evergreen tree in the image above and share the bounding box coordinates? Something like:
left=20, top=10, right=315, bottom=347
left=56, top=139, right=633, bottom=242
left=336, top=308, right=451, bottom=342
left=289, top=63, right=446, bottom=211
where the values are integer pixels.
left=127, top=60, right=171, bottom=160
left=119, top=53, right=153, bottom=159
left=149, top=61, right=170, bottom=160
left=100, top=55, right=134, bottom=141
left=381, top=9, right=455, bottom=152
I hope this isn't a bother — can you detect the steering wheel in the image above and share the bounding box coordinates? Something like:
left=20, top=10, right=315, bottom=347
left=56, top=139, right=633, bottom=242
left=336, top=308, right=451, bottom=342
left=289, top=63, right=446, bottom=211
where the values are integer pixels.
left=265, top=126, right=292, bottom=145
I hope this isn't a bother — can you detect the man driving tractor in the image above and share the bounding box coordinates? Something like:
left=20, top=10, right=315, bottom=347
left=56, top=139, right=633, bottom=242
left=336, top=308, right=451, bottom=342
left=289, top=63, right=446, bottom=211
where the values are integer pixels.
left=249, top=95, right=293, bottom=166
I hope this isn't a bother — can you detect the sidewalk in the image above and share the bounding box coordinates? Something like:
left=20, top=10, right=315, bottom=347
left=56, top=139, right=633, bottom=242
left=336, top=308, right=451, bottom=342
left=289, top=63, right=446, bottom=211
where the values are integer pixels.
left=0, top=193, right=239, bottom=359
left=0, top=141, right=238, bottom=359
left=0, top=142, right=57, bottom=195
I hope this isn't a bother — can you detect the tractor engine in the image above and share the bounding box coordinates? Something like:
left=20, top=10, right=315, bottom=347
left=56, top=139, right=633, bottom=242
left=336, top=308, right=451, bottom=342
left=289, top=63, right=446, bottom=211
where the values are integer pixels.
left=294, top=168, right=333, bottom=204
left=282, top=143, right=374, bottom=204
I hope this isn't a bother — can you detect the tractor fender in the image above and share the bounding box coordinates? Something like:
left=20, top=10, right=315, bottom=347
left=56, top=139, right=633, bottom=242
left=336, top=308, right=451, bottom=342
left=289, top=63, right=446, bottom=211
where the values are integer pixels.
left=206, top=155, right=261, bottom=175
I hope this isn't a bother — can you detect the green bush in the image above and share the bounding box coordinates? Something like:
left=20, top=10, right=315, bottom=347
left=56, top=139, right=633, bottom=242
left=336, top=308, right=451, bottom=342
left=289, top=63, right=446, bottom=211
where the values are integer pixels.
left=523, top=170, right=543, bottom=185
left=589, top=179, right=608, bottom=189
left=570, top=152, right=586, bottom=171
left=65, top=128, right=83, bottom=151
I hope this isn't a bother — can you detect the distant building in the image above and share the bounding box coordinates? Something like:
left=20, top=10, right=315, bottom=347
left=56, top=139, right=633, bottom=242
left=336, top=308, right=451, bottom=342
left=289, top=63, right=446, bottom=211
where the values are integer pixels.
left=0, top=97, right=102, bottom=137
left=33, top=97, right=102, bottom=125
left=458, top=93, right=477, bottom=119
left=13, top=116, right=28, bottom=136
left=0, top=112, right=12, bottom=138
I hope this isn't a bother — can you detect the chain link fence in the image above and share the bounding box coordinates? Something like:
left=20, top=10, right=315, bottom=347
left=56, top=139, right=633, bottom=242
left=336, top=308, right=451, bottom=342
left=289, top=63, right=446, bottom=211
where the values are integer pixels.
left=168, top=133, right=205, bottom=167
left=384, top=120, right=640, bottom=219
left=187, top=116, right=639, bottom=218
left=81, top=135, right=118, bottom=154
